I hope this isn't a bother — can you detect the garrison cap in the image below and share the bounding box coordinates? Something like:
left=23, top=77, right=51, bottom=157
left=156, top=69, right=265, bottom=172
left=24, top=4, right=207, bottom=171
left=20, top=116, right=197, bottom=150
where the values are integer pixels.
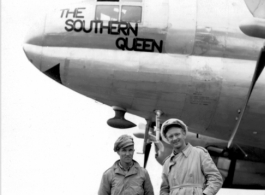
left=114, top=135, right=134, bottom=152
left=161, top=118, right=188, bottom=144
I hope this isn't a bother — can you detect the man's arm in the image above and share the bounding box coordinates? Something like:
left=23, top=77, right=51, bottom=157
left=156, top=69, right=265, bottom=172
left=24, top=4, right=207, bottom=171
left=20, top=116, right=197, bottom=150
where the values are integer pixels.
left=143, top=170, right=154, bottom=195
left=160, top=173, right=170, bottom=195
left=200, top=149, right=223, bottom=195
left=98, top=171, right=111, bottom=195
left=159, top=163, right=170, bottom=195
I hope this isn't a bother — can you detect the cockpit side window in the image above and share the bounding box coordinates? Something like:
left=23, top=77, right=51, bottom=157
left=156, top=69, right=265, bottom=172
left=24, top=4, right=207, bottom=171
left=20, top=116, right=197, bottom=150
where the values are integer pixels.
left=97, top=0, right=142, bottom=1
left=121, top=0, right=142, bottom=2
left=121, top=6, right=142, bottom=23
left=97, top=0, right=119, bottom=1
left=95, top=5, right=119, bottom=21
left=95, top=0, right=142, bottom=23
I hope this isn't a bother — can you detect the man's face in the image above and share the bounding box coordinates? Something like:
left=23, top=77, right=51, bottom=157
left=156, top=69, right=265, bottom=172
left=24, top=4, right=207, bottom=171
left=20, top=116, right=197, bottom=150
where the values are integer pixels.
left=118, top=145, right=135, bottom=164
left=166, top=126, right=186, bottom=150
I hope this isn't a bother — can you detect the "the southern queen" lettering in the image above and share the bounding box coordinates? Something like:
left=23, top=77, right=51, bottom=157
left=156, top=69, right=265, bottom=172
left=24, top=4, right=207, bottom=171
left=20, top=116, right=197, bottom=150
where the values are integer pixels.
left=61, top=8, right=163, bottom=53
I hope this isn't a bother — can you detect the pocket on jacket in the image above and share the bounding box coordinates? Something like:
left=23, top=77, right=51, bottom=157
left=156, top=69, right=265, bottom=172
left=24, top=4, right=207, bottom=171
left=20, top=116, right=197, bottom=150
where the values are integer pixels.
left=131, top=186, right=144, bottom=195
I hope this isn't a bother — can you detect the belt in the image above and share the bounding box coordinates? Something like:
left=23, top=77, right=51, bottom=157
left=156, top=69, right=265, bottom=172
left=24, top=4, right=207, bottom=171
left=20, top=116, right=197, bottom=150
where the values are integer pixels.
left=170, top=184, right=203, bottom=191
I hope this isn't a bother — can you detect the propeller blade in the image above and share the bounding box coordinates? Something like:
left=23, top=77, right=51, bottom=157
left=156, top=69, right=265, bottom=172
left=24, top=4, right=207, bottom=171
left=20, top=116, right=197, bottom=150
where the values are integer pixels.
left=251, top=46, right=265, bottom=91
left=143, top=121, right=151, bottom=153
left=144, top=142, right=152, bottom=168
left=228, top=46, right=265, bottom=148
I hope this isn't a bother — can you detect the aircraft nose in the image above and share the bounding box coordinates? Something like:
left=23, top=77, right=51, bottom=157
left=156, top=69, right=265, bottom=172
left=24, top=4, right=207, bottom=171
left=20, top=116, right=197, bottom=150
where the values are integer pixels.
left=23, top=43, right=43, bottom=70
left=23, top=15, right=46, bottom=70
left=24, top=14, right=46, bottom=45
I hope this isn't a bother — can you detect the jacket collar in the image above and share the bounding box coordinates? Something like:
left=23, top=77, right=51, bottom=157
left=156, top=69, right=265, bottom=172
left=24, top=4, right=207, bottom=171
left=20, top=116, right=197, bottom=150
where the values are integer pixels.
left=113, top=160, right=140, bottom=177
left=167, top=143, right=192, bottom=173
left=169, top=143, right=192, bottom=160
left=182, top=143, right=192, bottom=157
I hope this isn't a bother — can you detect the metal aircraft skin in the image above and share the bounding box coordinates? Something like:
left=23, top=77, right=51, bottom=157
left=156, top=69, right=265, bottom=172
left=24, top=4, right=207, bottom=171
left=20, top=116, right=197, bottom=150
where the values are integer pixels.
left=23, top=0, right=265, bottom=189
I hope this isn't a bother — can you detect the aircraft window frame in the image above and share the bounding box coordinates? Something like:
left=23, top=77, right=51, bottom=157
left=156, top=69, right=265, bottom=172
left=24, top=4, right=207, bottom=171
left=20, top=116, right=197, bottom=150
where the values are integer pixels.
left=97, top=0, right=142, bottom=1
left=121, top=0, right=142, bottom=2
left=95, top=5, right=120, bottom=21
left=121, top=5, right=142, bottom=23
left=97, top=0, right=119, bottom=1
left=95, top=1, right=143, bottom=24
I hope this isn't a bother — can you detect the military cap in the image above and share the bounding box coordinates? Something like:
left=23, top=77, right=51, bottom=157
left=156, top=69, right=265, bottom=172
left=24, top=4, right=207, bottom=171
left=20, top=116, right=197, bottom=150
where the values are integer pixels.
left=161, top=118, right=188, bottom=144
left=114, top=134, right=134, bottom=152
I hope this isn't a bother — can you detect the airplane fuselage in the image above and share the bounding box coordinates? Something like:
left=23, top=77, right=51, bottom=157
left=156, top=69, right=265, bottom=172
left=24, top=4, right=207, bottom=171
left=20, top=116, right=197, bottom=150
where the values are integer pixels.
left=24, top=0, right=265, bottom=150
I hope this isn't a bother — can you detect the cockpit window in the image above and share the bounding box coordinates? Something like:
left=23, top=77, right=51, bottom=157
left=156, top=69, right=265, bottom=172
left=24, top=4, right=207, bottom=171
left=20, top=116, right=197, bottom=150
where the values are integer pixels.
left=95, top=5, right=119, bottom=21
left=97, top=0, right=119, bottom=1
left=121, top=0, right=142, bottom=2
left=97, top=0, right=142, bottom=1
left=121, top=6, right=142, bottom=23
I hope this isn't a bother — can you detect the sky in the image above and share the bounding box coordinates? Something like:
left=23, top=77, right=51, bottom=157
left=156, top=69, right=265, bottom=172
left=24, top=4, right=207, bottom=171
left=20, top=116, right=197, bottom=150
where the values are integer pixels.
left=1, top=0, right=265, bottom=194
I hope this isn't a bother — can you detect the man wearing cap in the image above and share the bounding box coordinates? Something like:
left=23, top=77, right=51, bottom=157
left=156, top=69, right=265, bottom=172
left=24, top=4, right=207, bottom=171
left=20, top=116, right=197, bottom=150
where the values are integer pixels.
left=98, top=134, right=154, bottom=195
left=160, top=119, right=223, bottom=195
